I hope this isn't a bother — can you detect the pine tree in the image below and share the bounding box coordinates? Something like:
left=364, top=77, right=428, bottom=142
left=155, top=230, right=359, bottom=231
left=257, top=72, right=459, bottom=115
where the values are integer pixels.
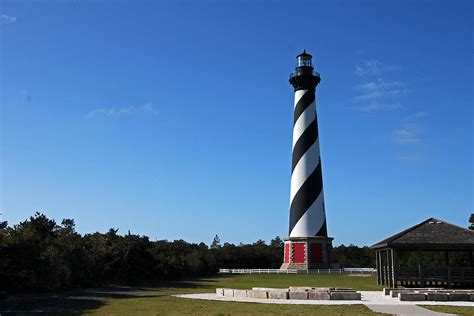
left=210, top=235, right=221, bottom=249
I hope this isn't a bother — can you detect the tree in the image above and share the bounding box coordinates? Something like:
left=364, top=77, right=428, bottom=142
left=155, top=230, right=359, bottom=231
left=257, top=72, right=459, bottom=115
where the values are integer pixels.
left=210, top=235, right=221, bottom=249
left=1, top=212, right=381, bottom=293
left=331, top=244, right=374, bottom=268
left=270, top=236, right=284, bottom=249
left=0, top=212, right=6, bottom=229
left=469, top=214, right=474, bottom=230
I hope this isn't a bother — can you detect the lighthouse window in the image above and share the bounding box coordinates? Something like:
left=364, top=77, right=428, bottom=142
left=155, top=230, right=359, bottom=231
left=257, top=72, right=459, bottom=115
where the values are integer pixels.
left=297, top=57, right=312, bottom=67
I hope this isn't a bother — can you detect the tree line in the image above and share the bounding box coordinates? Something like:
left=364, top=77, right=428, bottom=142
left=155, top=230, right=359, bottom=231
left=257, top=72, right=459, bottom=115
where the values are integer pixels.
left=0, top=213, right=374, bottom=293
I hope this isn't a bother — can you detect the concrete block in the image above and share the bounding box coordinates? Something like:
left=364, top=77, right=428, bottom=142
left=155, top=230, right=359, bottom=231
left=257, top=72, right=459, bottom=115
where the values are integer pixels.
left=268, top=290, right=289, bottom=300
left=223, top=289, right=234, bottom=297
left=385, top=287, right=440, bottom=295
left=330, top=292, right=361, bottom=300
left=247, top=290, right=268, bottom=299
left=309, top=291, right=331, bottom=300
left=398, top=293, right=426, bottom=301
left=216, top=288, right=225, bottom=296
left=289, top=291, right=308, bottom=300
left=448, top=293, right=469, bottom=301
left=426, top=293, right=448, bottom=301
left=233, top=289, right=247, bottom=298
left=469, top=294, right=474, bottom=302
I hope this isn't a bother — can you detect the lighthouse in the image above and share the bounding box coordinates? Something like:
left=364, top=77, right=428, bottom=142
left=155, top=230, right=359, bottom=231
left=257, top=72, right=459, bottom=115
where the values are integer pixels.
left=281, top=51, right=333, bottom=269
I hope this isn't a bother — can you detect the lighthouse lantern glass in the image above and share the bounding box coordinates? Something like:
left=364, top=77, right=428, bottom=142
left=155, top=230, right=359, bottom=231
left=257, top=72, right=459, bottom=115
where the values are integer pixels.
left=297, top=55, right=312, bottom=67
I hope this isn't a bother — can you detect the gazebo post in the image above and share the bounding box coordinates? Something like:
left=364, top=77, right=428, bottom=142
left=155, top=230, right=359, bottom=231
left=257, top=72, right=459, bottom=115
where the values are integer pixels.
left=380, top=249, right=385, bottom=285
left=418, top=249, right=425, bottom=287
left=375, top=250, right=380, bottom=285
left=379, top=250, right=385, bottom=285
left=391, top=248, right=397, bottom=288
left=445, top=250, right=451, bottom=288
left=386, top=249, right=392, bottom=287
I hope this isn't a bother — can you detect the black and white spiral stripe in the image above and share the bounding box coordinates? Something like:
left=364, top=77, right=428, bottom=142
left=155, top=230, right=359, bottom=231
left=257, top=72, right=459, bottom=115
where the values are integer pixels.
left=289, top=89, right=327, bottom=237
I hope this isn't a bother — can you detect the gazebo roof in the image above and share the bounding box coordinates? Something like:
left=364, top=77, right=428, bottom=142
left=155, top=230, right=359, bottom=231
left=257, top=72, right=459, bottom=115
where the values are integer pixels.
left=371, top=217, right=474, bottom=250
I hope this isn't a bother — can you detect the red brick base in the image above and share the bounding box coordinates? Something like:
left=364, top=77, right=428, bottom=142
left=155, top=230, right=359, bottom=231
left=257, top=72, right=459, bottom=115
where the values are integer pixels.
left=280, top=236, right=333, bottom=269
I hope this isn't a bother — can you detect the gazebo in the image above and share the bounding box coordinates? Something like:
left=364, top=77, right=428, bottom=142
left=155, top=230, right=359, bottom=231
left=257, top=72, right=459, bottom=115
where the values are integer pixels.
left=371, top=217, right=474, bottom=288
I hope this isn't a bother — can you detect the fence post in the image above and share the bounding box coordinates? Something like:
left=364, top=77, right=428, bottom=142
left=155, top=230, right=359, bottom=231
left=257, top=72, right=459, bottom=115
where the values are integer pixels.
left=329, top=268, right=331, bottom=274
left=340, top=268, right=342, bottom=274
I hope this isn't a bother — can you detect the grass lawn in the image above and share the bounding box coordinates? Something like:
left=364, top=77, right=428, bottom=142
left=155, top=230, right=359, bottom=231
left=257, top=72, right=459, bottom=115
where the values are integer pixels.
left=208, top=273, right=383, bottom=291
left=1, top=273, right=386, bottom=315
left=420, top=305, right=474, bottom=316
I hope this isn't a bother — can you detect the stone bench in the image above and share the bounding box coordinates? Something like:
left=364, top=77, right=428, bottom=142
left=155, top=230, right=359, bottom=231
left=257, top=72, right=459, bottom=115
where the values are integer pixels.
left=448, top=293, right=470, bottom=301
left=420, top=291, right=472, bottom=302
left=330, top=292, right=361, bottom=300
left=399, top=293, right=426, bottom=301
left=389, top=288, right=444, bottom=298
left=268, top=290, right=289, bottom=299
left=394, top=289, right=473, bottom=302
left=233, top=289, right=247, bottom=298
left=215, top=286, right=361, bottom=301
left=246, top=290, right=268, bottom=299
left=426, top=293, right=448, bottom=301
left=223, top=289, right=234, bottom=297
left=289, top=291, right=308, bottom=300
left=383, top=287, right=442, bottom=295
left=309, top=291, right=331, bottom=300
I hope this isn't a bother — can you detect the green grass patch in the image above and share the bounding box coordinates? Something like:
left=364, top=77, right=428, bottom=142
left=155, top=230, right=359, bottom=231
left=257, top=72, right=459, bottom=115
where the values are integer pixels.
left=210, top=273, right=382, bottom=291
left=90, top=296, right=383, bottom=315
left=420, top=305, right=474, bottom=316
left=1, top=274, right=385, bottom=315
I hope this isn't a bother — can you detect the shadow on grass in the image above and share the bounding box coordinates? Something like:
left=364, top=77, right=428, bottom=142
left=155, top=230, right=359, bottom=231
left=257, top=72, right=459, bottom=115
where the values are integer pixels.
left=0, top=279, right=214, bottom=315
left=0, top=295, right=104, bottom=315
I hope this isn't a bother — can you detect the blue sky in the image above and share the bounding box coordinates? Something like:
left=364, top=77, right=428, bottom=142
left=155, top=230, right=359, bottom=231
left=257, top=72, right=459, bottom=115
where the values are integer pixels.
left=1, top=1, right=472, bottom=246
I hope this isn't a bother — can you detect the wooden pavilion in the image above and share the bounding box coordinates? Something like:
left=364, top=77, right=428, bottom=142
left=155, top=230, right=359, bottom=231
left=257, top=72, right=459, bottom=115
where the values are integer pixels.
left=371, top=217, right=474, bottom=288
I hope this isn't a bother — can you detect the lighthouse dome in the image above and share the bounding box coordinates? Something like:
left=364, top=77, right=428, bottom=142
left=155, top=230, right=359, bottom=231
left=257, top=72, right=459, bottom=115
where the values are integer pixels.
left=296, top=50, right=313, bottom=68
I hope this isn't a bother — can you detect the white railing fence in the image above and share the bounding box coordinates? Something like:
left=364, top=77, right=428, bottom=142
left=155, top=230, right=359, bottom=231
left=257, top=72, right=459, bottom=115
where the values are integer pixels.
left=218, top=268, right=376, bottom=274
